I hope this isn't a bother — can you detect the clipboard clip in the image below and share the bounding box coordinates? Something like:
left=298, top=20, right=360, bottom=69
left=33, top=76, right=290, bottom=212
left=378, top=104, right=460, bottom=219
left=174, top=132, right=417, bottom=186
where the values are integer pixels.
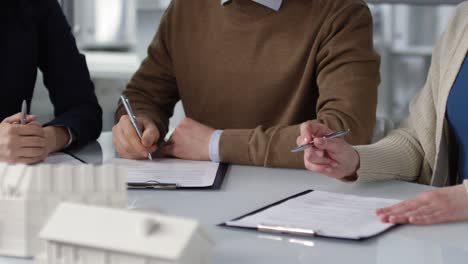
left=258, top=223, right=317, bottom=237
left=127, top=180, right=178, bottom=190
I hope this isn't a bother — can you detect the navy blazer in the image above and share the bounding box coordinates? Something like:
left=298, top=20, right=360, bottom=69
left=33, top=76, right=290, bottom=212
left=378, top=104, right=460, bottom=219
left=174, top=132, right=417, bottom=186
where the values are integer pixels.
left=0, top=0, right=102, bottom=148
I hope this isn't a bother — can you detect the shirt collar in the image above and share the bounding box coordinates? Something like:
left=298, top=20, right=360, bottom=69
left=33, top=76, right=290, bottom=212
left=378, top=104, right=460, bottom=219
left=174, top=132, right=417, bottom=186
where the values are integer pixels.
left=221, top=0, right=283, bottom=11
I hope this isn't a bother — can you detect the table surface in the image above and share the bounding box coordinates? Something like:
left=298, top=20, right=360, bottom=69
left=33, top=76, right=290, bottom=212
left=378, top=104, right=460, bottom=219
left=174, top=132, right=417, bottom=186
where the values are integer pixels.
left=1, top=133, right=468, bottom=264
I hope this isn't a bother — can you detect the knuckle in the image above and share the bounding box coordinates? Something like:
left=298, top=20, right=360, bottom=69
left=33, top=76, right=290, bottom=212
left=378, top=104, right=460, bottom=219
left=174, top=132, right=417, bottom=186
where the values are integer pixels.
left=302, top=121, right=313, bottom=131
left=120, top=115, right=130, bottom=123
left=122, top=144, right=132, bottom=153
left=420, top=191, right=437, bottom=201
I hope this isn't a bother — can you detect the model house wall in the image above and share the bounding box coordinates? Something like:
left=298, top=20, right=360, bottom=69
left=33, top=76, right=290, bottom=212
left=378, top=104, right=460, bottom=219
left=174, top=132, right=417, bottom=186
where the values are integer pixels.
left=0, top=163, right=127, bottom=258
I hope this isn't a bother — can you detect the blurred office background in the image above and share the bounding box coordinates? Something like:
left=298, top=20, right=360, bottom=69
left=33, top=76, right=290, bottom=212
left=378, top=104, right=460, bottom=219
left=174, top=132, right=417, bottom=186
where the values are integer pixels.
left=31, top=0, right=462, bottom=133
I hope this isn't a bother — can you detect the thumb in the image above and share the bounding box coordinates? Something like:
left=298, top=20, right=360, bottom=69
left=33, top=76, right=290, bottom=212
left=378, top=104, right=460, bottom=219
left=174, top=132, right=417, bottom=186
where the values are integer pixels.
left=313, top=137, right=345, bottom=153
left=141, top=120, right=159, bottom=147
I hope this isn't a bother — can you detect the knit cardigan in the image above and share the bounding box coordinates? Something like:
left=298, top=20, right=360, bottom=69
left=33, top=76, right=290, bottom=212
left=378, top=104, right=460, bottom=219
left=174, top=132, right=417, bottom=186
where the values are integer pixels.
left=354, top=2, right=468, bottom=196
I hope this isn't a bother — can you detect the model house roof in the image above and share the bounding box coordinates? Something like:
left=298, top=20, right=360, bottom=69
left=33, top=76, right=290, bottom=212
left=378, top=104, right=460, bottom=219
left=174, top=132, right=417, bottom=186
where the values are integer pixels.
left=40, top=203, right=211, bottom=260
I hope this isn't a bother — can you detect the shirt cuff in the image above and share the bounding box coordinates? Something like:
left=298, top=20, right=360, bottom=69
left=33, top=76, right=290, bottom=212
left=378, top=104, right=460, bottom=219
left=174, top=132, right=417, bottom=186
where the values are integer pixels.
left=63, top=127, right=74, bottom=149
left=209, top=130, right=223, bottom=163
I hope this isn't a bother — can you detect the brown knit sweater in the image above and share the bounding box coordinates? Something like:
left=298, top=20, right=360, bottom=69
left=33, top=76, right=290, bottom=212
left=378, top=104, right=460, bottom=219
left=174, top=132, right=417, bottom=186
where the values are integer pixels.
left=116, top=0, right=380, bottom=168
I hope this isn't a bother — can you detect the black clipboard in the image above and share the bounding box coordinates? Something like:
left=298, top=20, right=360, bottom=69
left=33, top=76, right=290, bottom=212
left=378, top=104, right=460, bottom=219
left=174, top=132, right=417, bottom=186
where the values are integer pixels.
left=219, top=190, right=398, bottom=241
left=127, top=162, right=228, bottom=190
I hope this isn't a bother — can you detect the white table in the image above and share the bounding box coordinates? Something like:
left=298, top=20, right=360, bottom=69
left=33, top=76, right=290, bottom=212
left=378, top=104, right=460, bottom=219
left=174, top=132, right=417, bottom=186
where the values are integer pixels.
left=1, top=133, right=467, bottom=264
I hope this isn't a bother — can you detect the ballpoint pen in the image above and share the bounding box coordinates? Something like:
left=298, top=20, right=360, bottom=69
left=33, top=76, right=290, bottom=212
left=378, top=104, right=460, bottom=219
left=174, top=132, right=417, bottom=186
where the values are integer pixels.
left=120, top=95, right=153, bottom=160
left=291, top=128, right=351, bottom=153
left=21, top=100, right=27, bottom=125
left=258, top=223, right=317, bottom=237
left=127, top=180, right=178, bottom=190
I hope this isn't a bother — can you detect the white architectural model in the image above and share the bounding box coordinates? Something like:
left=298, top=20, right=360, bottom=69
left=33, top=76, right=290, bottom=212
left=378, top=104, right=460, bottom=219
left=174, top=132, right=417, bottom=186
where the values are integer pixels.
left=0, top=163, right=127, bottom=257
left=36, top=203, right=214, bottom=264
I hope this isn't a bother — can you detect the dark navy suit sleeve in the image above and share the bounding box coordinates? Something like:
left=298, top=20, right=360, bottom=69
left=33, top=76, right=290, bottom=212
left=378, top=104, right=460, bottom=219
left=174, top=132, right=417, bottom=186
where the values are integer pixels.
left=38, top=0, right=102, bottom=148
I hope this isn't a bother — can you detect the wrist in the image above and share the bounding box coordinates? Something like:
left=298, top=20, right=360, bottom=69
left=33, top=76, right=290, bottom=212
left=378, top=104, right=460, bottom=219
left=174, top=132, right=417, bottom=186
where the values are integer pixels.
left=342, top=149, right=361, bottom=181
left=44, top=126, right=70, bottom=153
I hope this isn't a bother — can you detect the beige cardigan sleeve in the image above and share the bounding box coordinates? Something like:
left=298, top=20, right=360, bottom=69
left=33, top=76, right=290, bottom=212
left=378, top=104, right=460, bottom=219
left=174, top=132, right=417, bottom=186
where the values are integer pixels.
left=352, top=10, right=453, bottom=183
left=464, top=180, right=468, bottom=195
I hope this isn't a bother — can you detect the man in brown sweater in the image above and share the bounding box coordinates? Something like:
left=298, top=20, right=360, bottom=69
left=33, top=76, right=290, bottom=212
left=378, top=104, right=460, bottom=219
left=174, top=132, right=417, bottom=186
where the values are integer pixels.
left=113, top=0, right=380, bottom=169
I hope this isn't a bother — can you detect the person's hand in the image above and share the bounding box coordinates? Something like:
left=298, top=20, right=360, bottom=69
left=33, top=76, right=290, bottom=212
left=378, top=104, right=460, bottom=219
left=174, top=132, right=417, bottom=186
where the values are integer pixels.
left=113, top=115, right=159, bottom=159
left=161, top=118, right=214, bottom=161
left=376, top=184, right=468, bottom=225
left=298, top=121, right=360, bottom=180
left=0, top=113, right=47, bottom=164
left=2, top=112, right=36, bottom=124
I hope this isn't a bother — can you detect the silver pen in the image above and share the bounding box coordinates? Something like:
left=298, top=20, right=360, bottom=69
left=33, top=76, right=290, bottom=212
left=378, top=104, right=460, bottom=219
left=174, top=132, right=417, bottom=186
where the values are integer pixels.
left=258, top=223, right=317, bottom=237
left=120, top=95, right=153, bottom=160
left=291, top=128, right=351, bottom=153
left=21, top=100, right=27, bottom=125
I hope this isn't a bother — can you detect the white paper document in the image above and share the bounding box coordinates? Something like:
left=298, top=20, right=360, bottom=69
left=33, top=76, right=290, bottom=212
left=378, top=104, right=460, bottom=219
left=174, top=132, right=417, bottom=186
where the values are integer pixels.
left=43, top=152, right=83, bottom=165
left=109, top=158, right=220, bottom=188
left=226, top=191, right=401, bottom=240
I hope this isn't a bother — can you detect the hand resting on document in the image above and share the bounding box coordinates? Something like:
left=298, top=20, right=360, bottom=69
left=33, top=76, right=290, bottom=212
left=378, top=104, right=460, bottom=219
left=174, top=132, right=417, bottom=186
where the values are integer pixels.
left=161, top=118, right=214, bottom=161
left=376, top=185, right=468, bottom=225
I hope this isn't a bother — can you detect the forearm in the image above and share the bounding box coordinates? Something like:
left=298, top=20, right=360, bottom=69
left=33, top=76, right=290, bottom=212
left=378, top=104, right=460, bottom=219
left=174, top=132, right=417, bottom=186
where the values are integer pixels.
left=315, top=3, right=379, bottom=145
left=38, top=0, right=102, bottom=147
left=46, top=103, right=102, bottom=148
left=353, top=127, right=424, bottom=183
left=219, top=124, right=304, bottom=168
left=115, top=13, right=179, bottom=138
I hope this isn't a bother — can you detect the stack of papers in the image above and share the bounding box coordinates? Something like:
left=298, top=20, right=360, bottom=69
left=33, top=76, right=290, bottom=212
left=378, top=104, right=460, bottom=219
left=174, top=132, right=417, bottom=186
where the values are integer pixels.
left=110, top=158, right=222, bottom=188
left=225, top=190, right=401, bottom=240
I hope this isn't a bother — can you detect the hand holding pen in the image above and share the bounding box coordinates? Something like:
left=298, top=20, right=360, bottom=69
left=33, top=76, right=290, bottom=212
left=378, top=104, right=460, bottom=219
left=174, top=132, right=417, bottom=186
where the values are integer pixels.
left=0, top=101, right=35, bottom=125
left=292, top=128, right=350, bottom=153
left=0, top=100, right=48, bottom=164
left=113, top=96, right=159, bottom=160
left=297, top=121, right=360, bottom=180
